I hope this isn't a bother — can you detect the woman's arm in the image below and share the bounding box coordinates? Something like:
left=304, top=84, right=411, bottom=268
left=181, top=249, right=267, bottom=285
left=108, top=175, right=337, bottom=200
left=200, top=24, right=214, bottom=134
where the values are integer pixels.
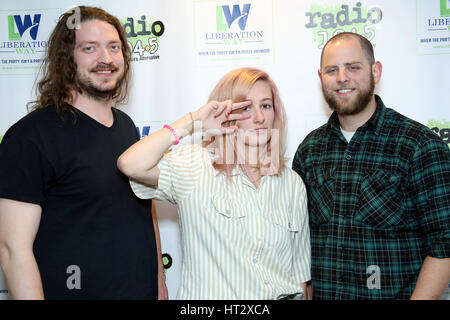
left=117, top=100, right=251, bottom=186
left=117, top=113, right=192, bottom=187
left=301, top=280, right=312, bottom=300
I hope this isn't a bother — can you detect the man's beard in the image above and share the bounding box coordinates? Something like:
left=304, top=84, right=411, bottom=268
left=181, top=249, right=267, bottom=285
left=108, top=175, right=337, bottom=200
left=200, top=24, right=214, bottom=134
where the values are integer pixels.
left=322, top=72, right=375, bottom=116
left=75, top=63, right=124, bottom=101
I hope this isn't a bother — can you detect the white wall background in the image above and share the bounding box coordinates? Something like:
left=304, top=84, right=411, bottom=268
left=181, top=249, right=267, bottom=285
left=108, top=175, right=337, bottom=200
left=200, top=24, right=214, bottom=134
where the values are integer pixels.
left=0, top=0, right=449, bottom=300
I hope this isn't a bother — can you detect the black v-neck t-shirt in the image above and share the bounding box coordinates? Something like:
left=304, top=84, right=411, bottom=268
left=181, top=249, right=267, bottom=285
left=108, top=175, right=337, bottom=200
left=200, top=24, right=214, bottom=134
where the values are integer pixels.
left=0, top=105, right=157, bottom=299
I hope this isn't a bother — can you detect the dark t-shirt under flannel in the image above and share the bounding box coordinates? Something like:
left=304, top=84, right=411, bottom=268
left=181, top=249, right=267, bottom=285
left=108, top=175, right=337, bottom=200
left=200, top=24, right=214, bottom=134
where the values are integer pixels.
left=292, top=95, right=450, bottom=299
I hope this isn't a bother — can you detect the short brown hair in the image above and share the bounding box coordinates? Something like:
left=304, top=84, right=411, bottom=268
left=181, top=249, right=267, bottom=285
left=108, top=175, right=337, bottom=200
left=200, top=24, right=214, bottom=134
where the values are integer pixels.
left=320, top=32, right=375, bottom=68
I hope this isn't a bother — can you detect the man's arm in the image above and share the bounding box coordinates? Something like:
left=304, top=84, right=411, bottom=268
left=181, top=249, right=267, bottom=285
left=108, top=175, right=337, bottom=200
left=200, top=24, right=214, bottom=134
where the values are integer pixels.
left=410, top=256, right=450, bottom=300
left=407, top=135, right=450, bottom=300
left=0, top=198, right=44, bottom=299
left=151, top=203, right=168, bottom=300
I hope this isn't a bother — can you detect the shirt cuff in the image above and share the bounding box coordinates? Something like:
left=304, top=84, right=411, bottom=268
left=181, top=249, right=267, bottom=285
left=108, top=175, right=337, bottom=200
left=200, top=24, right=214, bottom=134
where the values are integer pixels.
left=129, top=180, right=157, bottom=200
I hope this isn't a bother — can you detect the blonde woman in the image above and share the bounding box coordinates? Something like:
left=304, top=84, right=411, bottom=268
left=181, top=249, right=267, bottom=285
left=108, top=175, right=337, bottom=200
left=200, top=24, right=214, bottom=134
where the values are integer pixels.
left=118, top=67, right=311, bottom=300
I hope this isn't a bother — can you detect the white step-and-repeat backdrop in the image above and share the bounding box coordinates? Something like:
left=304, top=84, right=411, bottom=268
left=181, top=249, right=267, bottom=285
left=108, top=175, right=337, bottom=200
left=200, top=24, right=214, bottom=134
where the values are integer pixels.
left=0, top=0, right=449, bottom=300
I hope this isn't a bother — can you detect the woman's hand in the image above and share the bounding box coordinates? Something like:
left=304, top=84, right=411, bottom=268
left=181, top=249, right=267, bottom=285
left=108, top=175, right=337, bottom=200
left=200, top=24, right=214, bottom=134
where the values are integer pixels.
left=192, top=100, right=252, bottom=135
left=118, top=100, right=251, bottom=188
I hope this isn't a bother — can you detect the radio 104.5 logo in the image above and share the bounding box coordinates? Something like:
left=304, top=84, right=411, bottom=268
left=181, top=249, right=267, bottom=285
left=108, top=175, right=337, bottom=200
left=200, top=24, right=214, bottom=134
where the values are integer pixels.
left=305, top=2, right=383, bottom=49
left=120, top=15, right=165, bottom=62
left=429, top=119, right=450, bottom=148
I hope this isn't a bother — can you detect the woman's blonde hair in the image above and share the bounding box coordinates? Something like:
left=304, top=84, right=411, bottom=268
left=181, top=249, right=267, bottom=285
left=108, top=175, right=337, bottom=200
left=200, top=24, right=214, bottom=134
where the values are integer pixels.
left=202, top=67, right=287, bottom=175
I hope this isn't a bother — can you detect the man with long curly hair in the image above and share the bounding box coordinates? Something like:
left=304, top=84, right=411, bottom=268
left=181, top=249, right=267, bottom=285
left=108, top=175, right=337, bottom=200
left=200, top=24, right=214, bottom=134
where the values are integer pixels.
left=0, top=6, right=165, bottom=299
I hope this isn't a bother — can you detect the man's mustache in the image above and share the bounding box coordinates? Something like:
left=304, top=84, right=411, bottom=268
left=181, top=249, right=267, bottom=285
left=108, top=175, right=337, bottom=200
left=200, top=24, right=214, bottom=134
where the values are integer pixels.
left=90, top=63, right=119, bottom=72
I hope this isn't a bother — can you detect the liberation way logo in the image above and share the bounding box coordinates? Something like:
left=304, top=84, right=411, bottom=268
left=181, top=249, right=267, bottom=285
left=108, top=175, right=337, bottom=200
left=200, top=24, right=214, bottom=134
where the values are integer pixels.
left=195, top=0, right=273, bottom=66
left=1, top=14, right=46, bottom=59
left=0, top=9, right=60, bottom=75
left=417, top=0, right=450, bottom=54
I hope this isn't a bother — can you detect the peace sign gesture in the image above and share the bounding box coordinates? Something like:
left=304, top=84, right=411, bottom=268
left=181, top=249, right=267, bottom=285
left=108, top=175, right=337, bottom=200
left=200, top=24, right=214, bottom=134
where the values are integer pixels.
left=193, top=100, right=252, bottom=135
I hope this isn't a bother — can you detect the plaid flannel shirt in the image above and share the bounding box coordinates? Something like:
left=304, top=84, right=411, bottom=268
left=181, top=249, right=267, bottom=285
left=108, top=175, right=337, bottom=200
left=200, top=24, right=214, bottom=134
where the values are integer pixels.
left=292, top=95, right=450, bottom=299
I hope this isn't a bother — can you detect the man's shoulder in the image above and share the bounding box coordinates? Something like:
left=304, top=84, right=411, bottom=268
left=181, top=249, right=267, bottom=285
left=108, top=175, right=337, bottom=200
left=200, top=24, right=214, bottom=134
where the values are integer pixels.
left=298, top=123, right=329, bottom=149
left=112, top=107, right=134, bottom=123
left=3, top=106, right=60, bottom=139
left=19, top=105, right=58, bottom=122
left=383, top=107, right=443, bottom=144
left=112, top=107, right=139, bottom=133
left=292, top=123, right=329, bottom=172
left=383, top=107, right=422, bottom=128
left=305, top=122, right=329, bottom=138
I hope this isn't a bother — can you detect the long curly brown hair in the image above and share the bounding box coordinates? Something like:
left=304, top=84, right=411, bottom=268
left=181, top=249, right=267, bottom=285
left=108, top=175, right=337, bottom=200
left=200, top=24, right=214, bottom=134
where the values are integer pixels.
left=28, top=6, right=131, bottom=112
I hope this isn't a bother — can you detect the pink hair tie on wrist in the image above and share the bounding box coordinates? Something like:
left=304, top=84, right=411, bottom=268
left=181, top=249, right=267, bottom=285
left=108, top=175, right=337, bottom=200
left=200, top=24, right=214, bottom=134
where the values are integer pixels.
left=163, top=125, right=180, bottom=145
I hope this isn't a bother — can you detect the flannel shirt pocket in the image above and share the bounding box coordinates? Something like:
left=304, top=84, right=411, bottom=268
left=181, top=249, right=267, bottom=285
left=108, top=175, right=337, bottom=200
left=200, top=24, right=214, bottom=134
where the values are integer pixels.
left=306, top=167, right=335, bottom=225
left=356, top=169, right=406, bottom=229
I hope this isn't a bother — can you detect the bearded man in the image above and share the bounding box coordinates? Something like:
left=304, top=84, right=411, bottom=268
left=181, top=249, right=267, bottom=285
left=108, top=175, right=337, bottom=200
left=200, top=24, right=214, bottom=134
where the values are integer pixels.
left=0, top=6, right=166, bottom=300
left=292, top=32, right=450, bottom=300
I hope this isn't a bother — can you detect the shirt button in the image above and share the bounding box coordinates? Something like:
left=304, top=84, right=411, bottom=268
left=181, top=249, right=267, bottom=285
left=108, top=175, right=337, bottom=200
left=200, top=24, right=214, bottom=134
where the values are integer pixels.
left=346, top=155, right=351, bottom=160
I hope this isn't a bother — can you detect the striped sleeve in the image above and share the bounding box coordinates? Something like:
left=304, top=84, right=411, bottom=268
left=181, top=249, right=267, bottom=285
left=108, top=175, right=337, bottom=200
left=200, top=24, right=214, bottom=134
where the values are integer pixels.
left=290, top=171, right=311, bottom=284
left=130, top=144, right=204, bottom=205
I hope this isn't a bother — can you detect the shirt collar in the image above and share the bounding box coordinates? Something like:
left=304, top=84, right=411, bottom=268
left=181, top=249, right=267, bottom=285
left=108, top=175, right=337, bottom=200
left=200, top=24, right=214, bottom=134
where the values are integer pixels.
left=212, top=162, right=268, bottom=189
left=327, top=94, right=386, bottom=136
